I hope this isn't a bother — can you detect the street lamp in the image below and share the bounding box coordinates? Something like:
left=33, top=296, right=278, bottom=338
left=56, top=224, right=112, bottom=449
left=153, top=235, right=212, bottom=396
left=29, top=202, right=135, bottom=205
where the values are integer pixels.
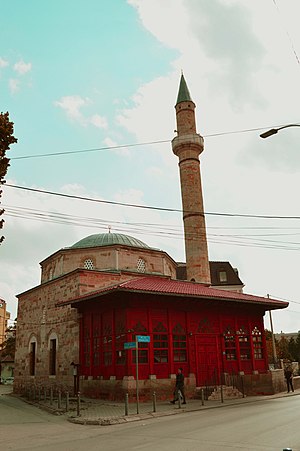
left=260, top=123, right=300, bottom=138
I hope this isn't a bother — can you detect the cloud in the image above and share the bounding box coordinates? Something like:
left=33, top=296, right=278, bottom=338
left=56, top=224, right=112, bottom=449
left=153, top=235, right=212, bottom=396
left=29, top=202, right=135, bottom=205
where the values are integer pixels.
left=54, top=95, right=108, bottom=129
left=9, top=78, right=20, bottom=94
left=89, top=114, right=108, bottom=129
left=0, top=57, right=9, bottom=68
left=14, top=59, right=32, bottom=75
left=54, top=95, right=91, bottom=122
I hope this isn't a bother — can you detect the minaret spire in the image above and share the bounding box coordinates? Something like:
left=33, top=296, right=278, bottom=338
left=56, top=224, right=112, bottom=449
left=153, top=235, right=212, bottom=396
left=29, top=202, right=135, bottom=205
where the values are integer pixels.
left=172, top=74, right=211, bottom=285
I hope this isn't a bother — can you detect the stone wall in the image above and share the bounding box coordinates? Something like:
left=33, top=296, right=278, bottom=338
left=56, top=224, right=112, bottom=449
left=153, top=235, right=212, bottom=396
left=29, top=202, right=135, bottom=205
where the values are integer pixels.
left=242, top=369, right=286, bottom=395
left=41, top=246, right=177, bottom=283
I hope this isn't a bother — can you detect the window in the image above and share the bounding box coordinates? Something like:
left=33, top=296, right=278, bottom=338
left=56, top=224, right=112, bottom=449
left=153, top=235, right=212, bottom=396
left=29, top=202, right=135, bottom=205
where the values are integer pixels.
left=49, top=339, right=57, bottom=375
left=92, top=320, right=101, bottom=366
left=116, top=334, right=126, bottom=365
left=103, top=335, right=112, bottom=366
left=29, top=342, right=36, bottom=376
left=93, top=337, right=100, bottom=366
left=137, top=258, right=146, bottom=273
left=132, top=334, right=148, bottom=364
left=252, top=326, right=263, bottom=359
left=224, top=327, right=236, bottom=360
left=173, top=334, right=187, bottom=362
left=154, top=333, right=168, bottom=363
left=84, top=328, right=91, bottom=367
left=84, top=259, right=94, bottom=270
left=219, top=270, right=227, bottom=283
left=237, top=327, right=250, bottom=360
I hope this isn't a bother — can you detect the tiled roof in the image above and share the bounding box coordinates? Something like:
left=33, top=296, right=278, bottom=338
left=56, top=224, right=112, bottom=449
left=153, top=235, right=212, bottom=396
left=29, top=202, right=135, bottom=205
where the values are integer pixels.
left=61, top=276, right=288, bottom=310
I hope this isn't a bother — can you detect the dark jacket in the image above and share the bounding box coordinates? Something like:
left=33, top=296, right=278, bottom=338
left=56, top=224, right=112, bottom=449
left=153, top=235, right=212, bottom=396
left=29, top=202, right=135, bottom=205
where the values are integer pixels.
left=284, top=369, right=293, bottom=380
left=175, top=372, right=184, bottom=389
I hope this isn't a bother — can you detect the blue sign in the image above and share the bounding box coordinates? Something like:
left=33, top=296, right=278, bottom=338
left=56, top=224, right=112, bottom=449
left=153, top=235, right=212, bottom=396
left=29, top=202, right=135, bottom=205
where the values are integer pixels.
left=137, top=335, right=151, bottom=343
left=124, top=342, right=136, bottom=349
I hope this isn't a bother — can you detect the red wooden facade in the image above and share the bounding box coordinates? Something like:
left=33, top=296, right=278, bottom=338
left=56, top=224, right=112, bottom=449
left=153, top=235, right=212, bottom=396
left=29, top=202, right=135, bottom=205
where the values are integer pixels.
left=75, top=290, right=269, bottom=386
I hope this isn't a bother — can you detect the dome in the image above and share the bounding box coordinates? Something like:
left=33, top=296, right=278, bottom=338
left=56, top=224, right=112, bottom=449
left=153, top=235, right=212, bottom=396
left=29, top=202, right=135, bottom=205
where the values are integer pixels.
left=70, top=233, right=152, bottom=250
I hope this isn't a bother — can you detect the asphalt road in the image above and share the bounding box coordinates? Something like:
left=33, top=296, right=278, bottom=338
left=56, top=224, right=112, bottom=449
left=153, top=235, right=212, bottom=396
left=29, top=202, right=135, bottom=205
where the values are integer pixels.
left=1, top=386, right=299, bottom=451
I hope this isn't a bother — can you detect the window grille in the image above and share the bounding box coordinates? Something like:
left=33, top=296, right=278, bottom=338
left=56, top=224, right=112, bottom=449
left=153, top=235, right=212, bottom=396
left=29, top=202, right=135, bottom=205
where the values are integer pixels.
left=137, top=258, right=146, bottom=273
left=84, top=259, right=94, bottom=270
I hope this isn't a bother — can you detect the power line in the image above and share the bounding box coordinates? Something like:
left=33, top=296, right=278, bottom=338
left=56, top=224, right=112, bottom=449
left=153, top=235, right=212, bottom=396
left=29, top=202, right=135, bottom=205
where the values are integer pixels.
left=5, top=183, right=300, bottom=221
left=9, top=124, right=290, bottom=161
left=272, top=0, right=300, bottom=68
left=5, top=204, right=300, bottom=233
left=10, top=140, right=169, bottom=160
left=4, top=204, right=300, bottom=252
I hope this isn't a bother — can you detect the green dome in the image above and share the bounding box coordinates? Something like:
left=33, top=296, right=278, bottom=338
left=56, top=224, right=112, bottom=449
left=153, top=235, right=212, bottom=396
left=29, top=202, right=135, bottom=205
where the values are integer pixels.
left=70, top=233, right=151, bottom=250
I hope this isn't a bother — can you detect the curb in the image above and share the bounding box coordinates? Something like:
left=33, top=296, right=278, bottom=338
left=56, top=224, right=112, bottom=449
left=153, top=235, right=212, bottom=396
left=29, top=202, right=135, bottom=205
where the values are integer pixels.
left=12, top=390, right=300, bottom=427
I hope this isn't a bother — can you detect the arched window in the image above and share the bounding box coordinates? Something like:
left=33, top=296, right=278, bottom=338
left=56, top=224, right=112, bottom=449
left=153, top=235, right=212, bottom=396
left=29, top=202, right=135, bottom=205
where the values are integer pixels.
left=223, top=326, right=236, bottom=360
left=48, top=332, right=58, bottom=375
left=237, top=326, right=250, bottom=360
left=84, top=259, right=94, bottom=270
left=28, top=336, right=37, bottom=376
left=252, top=326, right=263, bottom=359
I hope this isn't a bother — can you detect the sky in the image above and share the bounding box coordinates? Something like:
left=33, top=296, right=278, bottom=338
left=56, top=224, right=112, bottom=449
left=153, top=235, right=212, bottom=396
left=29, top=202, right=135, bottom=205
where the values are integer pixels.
left=1, top=0, right=300, bottom=333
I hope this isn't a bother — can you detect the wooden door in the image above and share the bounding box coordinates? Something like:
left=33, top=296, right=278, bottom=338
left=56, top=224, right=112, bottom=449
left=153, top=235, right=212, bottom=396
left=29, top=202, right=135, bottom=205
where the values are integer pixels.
left=195, top=334, right=220, bottom=386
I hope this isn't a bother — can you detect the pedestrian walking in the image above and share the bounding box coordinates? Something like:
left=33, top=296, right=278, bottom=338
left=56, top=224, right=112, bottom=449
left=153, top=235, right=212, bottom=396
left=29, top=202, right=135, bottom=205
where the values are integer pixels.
left=170, top=368, right=186, bottom=404
left=284, top=366, right=294, bottom=393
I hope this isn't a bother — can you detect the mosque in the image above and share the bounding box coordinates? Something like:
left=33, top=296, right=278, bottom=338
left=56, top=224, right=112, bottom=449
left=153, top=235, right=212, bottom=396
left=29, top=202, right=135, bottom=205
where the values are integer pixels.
left=14, top=75, right=288, bottom=399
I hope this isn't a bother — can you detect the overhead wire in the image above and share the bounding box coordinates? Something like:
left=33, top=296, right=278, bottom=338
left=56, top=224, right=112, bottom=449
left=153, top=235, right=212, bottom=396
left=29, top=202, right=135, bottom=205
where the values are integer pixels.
left=5, top=183, right=300, bottom=221
left=272, top=0, right=300, bottom=68
left=9, top=124, right=293, bottom=161
left=4, top=204, right=300, bottom=252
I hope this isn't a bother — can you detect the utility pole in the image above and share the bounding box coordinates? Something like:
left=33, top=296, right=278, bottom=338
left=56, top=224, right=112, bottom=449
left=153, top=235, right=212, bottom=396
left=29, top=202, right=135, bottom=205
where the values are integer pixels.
left=267, top=294, right=277, bottom=367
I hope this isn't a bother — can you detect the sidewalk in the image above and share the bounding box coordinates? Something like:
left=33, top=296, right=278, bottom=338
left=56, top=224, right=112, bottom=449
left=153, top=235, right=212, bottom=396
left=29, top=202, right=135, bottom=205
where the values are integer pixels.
left=4, top=384, right=298, bottom=426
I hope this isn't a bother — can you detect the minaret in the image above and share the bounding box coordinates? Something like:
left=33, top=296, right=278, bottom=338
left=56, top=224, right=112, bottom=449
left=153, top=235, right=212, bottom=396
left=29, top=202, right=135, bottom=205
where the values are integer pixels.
left=172, top=74, right=211, bottom=285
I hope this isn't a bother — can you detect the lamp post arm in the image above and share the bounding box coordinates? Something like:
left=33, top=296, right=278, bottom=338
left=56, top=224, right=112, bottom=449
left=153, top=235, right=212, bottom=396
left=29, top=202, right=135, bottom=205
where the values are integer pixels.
left=260, top=123, right=300, bottom=139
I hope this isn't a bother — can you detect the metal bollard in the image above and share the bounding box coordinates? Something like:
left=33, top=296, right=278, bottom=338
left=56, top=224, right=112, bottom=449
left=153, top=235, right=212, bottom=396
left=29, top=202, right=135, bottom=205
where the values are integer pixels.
left=38, top=386, right=41, bottom=401
left=201, top=388, right=204, bottom=406
left=76, top=391, right=81, bottom=417
left=44, top=387, right=47, bottom=401
left=65, top=391, right=69, bottom=412
left=33, top=385, right=36, bottom=400
left=152, top=391, right=157, bottom=413
left=125, top=393, right=129, bottom=416
left=58, top=389, right=61, bottom=409
left=241, top=376, right=245, bottom=398
left=50, top=387, right=53, bottom=405
left=220, top=385, right=224, bottom=404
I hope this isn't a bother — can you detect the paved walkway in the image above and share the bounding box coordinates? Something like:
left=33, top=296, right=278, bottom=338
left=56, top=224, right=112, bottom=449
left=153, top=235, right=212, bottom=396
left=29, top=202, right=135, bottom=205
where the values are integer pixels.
left=1, top=384, right=298, bottom=426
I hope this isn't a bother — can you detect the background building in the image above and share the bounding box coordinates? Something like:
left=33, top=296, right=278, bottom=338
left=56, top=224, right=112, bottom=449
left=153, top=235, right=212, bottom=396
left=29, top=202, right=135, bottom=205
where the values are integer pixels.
left=0, top=299, right=10, bottom=348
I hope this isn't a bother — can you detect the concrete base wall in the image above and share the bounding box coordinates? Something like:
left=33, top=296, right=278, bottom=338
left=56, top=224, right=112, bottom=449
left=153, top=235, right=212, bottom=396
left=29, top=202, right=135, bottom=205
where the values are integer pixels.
left=81, top=373, right=197, bottom=401
left=14, top=370, right=290, bottom=401
left=242, top=369, right=285, bottom=396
